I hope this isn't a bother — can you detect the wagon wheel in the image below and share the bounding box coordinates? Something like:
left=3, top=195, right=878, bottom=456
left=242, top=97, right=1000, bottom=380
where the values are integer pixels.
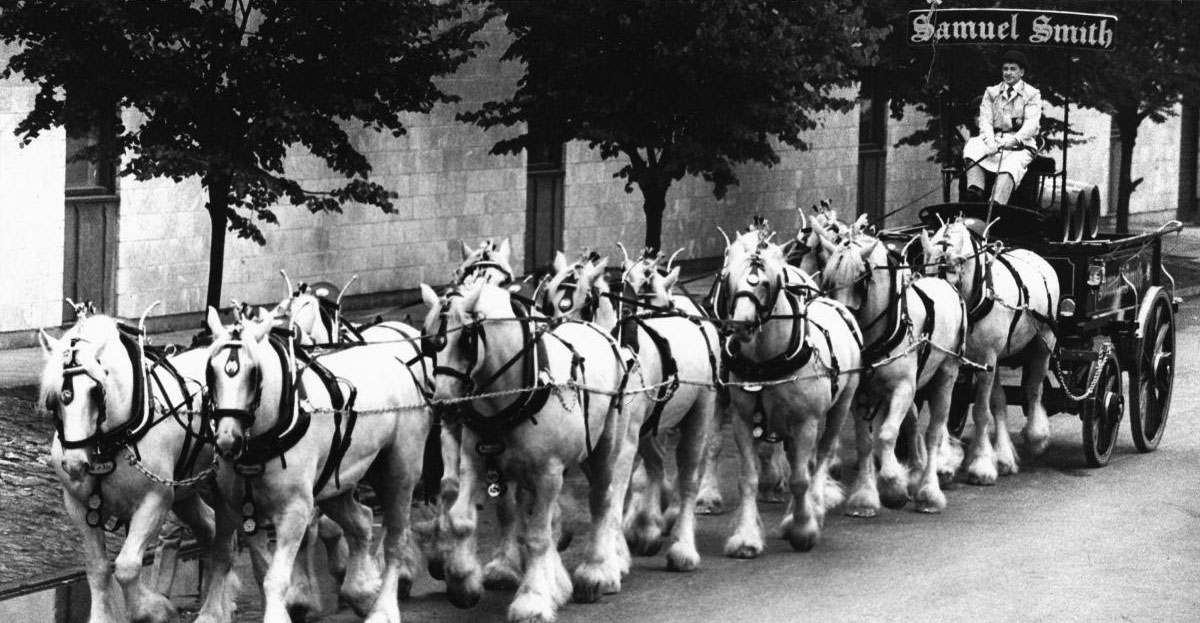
left=1128, top=287, right=1175, bottom=452
left=1081, top=351, right=1123, bottom=468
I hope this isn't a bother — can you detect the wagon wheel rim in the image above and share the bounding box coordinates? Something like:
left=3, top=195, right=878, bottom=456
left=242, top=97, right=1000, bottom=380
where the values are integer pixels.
left=1136, top=299, right=1174, bottom=447
left=1082, top=353, right=1122, bottom=467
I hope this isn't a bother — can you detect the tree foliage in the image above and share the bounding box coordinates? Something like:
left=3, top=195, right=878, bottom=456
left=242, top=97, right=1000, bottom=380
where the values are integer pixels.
left=462, top=0, right=885, bottom=252
left=863, top=0, right=1200, bottom=232
left=0, top=0, right=488, bottom=307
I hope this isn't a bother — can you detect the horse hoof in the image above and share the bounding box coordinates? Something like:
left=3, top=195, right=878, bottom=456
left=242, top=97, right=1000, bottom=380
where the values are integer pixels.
left=695, top=496, right=724, bottom=515
left=879, top=489, right=909, bottom=510
left=997, top=459, right=1019, bottom=476
left=556, top=529, right=575, bottom=552
left=428, top=556, right=446, bottom=581
left=786, top=530, right=818, bottom=552
left=844, top=505, right=878, bottom=518
left=966, top=470, right=997, bottom=486
left=131, top=592, right=176, bottom=623
left=757, top=490, right=789, bottom=505
left=482, top=561, right=522, bottom=591
left=446, top=571, right=482, bottom=609
left=723, top=538, right=763, bottom=559
left=572, top=581, right=602, bottom=604
left=396, top=577, right=413, bottom=601
left=665, top=542, right=700, bottom=572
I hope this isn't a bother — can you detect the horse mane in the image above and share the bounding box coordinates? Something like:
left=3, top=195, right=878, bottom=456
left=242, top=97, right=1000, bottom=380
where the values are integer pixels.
left=38, top=315, right=122, bottom=413
left=821, top=242, right=867, bottom=287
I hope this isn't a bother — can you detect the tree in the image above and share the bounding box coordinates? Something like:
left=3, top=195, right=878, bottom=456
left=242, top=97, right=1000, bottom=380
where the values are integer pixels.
left=0, top=0, right=488, bottom=309
left=861, top=1, right=1200, bottom=233
left=461, top=0, right=885, bottom=253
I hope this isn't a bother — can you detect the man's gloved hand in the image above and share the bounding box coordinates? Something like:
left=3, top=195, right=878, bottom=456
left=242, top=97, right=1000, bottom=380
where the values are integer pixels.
left=984, top=138, right=999, bottom=156
left=1000, top=135, right=1020, bottom=150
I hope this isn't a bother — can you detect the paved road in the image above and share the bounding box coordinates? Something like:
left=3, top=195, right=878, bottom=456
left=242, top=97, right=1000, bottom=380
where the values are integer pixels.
left=199, top=298, right=1200, bottom=623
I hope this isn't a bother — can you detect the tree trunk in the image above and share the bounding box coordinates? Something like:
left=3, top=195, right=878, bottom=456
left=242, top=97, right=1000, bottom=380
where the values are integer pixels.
left=641, top=181, right=668, bottom=254
left=1114, top=110, right=1140, bottom=234
left=1178, top=99, right=1198, bottom=223
left=205, top=176, right=230, bottom=312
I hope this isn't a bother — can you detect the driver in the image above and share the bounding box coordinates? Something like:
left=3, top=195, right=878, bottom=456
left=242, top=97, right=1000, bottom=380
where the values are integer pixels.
left=962, top=49, right=1043, bottom=204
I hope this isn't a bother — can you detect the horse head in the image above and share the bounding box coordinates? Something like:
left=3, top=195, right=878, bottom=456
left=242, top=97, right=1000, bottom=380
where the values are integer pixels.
left=819, top=229, right=881, bottom=313
left=921, top=216, right=976, bottom=290
left=205, top=306, right=276, bottom=459
left=421, top=281, right=493, bottom=401
left=456, top=238, right=515, bottom=287
left=723, top=234, right=787, bottom=341
left=39, top=315, right=132, bottom=480
left=545, top=249, right=610, bottom=324
left=620, top=245, right=682, bottom=309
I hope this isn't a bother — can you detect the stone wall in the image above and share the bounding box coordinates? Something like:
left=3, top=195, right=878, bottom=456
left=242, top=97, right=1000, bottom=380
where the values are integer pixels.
left=0, top=44, right=66, bottom=332
left=884, top=105, right=945, bottom=228
left=114, top=19, right=525, bottom=318
left=562, top=88, right=862, bottom=265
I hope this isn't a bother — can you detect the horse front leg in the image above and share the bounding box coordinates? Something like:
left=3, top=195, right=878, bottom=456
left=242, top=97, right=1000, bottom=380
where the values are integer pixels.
left=665, top=397, right=713, bottom=572
left=60, top=486, right=122, bottom=623
left=780, top=409, right=822, bottom=551
left=875, top=385, right=917, bottom=510
left=113, top=488, right=175, bottom=623
left=723, top=396, right=764, bottom=558
left=423, top=422, right=463, bottom=582
left=965, top=362, right=1001, bottom=485
left=509, top=464, right=571, bottom=623
left=193, top=473, right=241, bottom=623
left=482, top=486, right=523, bottom=591
left=262, top=496, right=316, bottom=623
left=444, top=434, right=483, bottom=609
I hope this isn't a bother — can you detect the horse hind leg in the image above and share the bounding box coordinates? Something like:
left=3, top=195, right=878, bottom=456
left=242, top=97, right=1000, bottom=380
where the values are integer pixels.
left=694, top=405, right=727, bottom=515
left=845, top=405, right=881, bottom=518
left=113, top=490, right=176, bottom=623
left=914, top=365, right=959, bottom=513
left=875, top=387, right=917, bottom=510
left=991, top=372, right=1020, bottom=475
left=322, top=490, right=383, bottom=617
left=965, top=364, right=1001, bottom=485
left=624, top=435, right=667, bottom=557
left=665, top=396, right=714, bottom=571
left=1020, top=343, right=1054, bottom=458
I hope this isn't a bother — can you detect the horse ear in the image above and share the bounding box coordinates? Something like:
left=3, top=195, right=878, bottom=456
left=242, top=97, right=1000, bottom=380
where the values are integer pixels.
left=662, top=266, right=681, bottom=290
left=496, top=238, right=511, bottom=261
left=420, top=283, right=440, bottom=311
left=38, top=329, right=60, bottom=356
left=592, top=255, right=609, bottom=272
left=247, top=311, right=273, bottom=343
left=919, top=231, right=935, bottom=257
left=860, top=240, right=880, bottom=260
left=552, top=251, right=568, bottom=274
left=206, top=307, right=228, bottom=338
left=459, top=240, right=472, bottom=261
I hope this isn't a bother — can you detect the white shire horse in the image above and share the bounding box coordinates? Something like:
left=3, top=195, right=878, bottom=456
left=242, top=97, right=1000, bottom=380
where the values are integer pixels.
left=542, top=248, right=714, bottom=571
left=199, top=307, right=431, bottom=623
left=39, top=308, right=239, bottom=623
left=717, top=224, right=862, bottom=555
left=921, top=217, right=1060, bottom=482
left=421, top=280, right=646, bottom=622
left=818, top=223, right=967, bottom=516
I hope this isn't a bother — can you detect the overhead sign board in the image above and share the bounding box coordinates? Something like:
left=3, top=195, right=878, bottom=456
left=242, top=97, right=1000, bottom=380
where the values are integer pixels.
left=908, top=9, right=1117, bottom=51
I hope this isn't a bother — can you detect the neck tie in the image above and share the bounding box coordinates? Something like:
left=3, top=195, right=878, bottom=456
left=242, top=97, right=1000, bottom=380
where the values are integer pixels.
left=1006, top=86, right=1014, bottom=99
